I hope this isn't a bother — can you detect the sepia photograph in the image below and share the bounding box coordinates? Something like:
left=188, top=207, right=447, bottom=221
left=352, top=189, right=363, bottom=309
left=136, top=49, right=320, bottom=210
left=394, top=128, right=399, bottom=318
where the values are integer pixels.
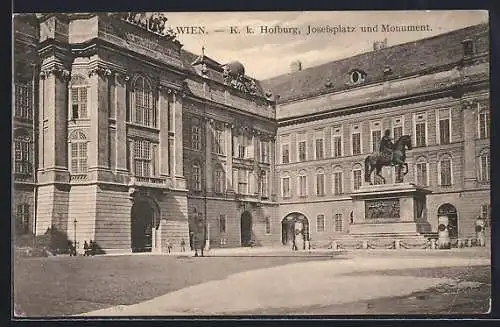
left=12, top=10, right=491, bottom=318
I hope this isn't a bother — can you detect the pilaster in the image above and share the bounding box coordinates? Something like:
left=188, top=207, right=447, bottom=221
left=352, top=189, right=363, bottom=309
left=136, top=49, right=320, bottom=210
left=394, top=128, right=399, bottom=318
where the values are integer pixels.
left=462, top=99, right=477, bottom=189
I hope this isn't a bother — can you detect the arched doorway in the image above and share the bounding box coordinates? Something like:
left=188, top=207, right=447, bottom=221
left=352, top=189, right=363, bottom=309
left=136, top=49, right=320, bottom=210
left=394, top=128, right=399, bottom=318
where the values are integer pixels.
left=282, top=213, right=309, bottom=247
left=131, top=198, right=158, bottom=253
left=438, top=203, right=458, bottom=240
left=241, top=211, right=252, bottom=247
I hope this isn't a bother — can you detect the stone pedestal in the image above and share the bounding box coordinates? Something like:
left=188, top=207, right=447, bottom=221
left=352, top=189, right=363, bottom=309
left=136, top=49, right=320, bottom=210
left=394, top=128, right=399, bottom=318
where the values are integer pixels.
left=350, top=183, right=432, bottom=236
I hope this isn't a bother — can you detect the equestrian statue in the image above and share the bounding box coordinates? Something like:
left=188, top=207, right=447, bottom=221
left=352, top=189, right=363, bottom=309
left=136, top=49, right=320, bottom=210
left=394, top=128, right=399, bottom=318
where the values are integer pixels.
left=364, top=130, right=412, bottom=185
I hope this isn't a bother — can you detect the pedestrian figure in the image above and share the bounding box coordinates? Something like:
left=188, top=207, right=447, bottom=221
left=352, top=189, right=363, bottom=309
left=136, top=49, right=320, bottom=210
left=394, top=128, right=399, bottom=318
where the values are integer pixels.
left=180, top=238, right=186, bottom=252
left=292, top=237, right=297, bottom=251
left=90, top=240, right=96, bottom=256
left=166, top=240, right=172, bottom=253
left=83, top=241, right=89, bottom=256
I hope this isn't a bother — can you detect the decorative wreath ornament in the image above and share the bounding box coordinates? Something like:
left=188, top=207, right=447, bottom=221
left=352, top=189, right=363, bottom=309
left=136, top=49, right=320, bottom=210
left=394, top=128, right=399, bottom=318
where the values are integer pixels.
left=476, top=225, right=483, bottom=233
left=438, top=224, right=447, bottom=232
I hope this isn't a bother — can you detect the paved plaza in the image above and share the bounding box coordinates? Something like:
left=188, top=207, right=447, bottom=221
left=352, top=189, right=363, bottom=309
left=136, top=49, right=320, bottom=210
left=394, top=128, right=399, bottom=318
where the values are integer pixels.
left=13, top=247, right=490, bottom=317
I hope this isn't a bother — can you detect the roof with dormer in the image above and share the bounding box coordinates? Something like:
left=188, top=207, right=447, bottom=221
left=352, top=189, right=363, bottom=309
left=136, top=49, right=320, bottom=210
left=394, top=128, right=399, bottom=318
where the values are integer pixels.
left=260, top=23, right=489, bottom=104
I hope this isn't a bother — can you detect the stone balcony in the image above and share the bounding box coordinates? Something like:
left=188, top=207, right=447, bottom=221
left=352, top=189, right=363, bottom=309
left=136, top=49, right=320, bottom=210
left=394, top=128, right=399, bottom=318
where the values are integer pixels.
left=128, top=176, right=170, bottom=189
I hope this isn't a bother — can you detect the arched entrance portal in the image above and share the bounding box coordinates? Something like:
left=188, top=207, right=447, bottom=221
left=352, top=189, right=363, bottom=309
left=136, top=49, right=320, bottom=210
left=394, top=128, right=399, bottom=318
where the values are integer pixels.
left=438, top=203, right=458, bottom=240
left=241, top=211, right=253, bottom=247
left=282, top=213, right=309, bottom=248
left=131, top=198, right=158, bottom=253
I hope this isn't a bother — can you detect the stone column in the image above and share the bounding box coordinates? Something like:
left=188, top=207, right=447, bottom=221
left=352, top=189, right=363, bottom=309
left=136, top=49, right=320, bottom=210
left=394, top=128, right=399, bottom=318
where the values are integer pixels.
left=462, top=100, right=477, bottom=189
left=205, top=118, right=214, bottom=193
left=115, top=73, right=129, bottom=173
left=158, top=86, right=170, bottom=177
left=225, top=123, right=233, bottom=191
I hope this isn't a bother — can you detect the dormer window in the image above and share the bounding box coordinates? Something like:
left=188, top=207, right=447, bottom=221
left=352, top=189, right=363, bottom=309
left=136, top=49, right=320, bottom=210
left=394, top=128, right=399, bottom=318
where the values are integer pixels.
left=462, top=39, right=474, bottom=57
left=350, top=70, right=366, bottom=84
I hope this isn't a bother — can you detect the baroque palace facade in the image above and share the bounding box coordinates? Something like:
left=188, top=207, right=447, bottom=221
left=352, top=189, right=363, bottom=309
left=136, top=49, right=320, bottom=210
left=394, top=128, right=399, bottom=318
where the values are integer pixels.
left=12, top=13, right=490, bottom=253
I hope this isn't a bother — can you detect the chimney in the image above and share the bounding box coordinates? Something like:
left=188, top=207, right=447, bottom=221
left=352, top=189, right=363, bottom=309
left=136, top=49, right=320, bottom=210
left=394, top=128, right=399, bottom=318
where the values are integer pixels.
left=290, top=60, right=302, bottom=73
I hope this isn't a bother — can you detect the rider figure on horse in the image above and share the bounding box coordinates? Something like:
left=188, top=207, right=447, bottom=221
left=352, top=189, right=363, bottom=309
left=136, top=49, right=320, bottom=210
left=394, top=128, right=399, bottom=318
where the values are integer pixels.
left=379, top=129, right=395, bottom=164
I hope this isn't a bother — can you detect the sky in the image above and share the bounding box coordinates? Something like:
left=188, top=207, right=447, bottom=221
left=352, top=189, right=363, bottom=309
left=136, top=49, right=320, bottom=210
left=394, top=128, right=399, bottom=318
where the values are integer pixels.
left=164, top=10, right=488, bottom=80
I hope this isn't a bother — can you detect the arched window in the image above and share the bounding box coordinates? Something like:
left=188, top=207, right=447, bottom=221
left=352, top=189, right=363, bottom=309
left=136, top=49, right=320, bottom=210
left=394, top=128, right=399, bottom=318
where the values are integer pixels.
left=298, top=169, right=307, bottom=197
left=69, top=74, right=89, bottom=119
left=69, top=130, right=88, bottom=174
left=14, top=129, right=31, bottom=176
left=214, top=165, right=225, bottom=194
left=332, top=166, right=343, bottom=195
left=479, top=149, right=490, bottom=182
left=132, top=75, right=154, bottom=127
left=352, top=163, right=363, bottom=191
left=316, top=168, right=325, bottom=196
left=438, top=154, right=453, bottom=186
left=191, top=118, right=201, bottom=150
left=192, top=162, right=201, bottom=191
left=415, top=156, right=429, bottom=186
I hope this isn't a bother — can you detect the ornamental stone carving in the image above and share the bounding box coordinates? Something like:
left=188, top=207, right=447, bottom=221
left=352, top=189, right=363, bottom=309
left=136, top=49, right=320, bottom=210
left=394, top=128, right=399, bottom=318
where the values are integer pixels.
left=112, top=12, right=177, bottom=40
left=88, top=67, right=113, bottom=78
left=40, top=67, right=71, bottom=81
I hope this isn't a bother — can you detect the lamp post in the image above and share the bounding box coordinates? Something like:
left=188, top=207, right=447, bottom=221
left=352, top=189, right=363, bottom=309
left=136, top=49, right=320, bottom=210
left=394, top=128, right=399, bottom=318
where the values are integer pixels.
left=73, top=218, right=78, bottom=255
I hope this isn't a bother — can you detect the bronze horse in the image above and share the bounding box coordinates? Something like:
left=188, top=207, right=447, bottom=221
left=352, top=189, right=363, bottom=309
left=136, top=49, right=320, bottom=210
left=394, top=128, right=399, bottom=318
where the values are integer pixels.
left=364, top=135, right=412, bottom=184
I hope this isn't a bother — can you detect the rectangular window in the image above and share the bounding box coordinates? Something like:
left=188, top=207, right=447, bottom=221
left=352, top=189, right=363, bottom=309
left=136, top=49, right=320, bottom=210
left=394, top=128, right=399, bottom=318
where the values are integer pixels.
left=334, top=213, right=343, bottom=232
left=16, top=204, right=30, bottom=234
left=439, top=119, right=450, bottom=144
left=215, top=169, right=225, bottom=193
left=14, top=139, right=31, bottom=176
left=15, top=83, right=33, bottom=120
left=480, top=153, right=490, bottom=182
left=214, top=128, right=224, bottom=155
left=238, top=169, right=248, bottom=194
left=416, top=162, right=428, bottom=186
left=440, top=159, right=452, bottom=186
left=316, top=173, right=325, bottom=196
left=314, top=130, right=324, bottom=160
left=219, top=215, right=226, bottom=233
left=353, top=170, right=362, bottom=190
left=332, top=125, right=342, bottom=158
left=298, top=141, right=306, bottom=162
left=71, top=87, right=88, bottom=119
left=352, top=133, right=361, bottom=155
left=265, top=217, right=271, bottom=234
left=414, top=113, right=427, bottom=147
left=260, top=141, right=269, bottom=163
left=282, top=144, right=290, bottom=163
left=372, top=130, right=381, bottom=152
left=315, top=138, right=324, bottom=160
left=479, top=111, right=490, bottom=139
left=191, top=125, right=200, bottom=150
left=316, top=215, right=325, bottom=232
left=480, top=204, right=490, bottom=220
left=393, top=126, right=403, bottom=141
left=299, top=175, right=307, bottom=197
left=333, top=171, right=343, bottom=195
left=282, top=177, right=290, bottom=198
left=193, top=164, right=201, bottom=191
left=260, top=171, right=268, bottom=198
left=71, top=142, right=88, bottom=174
left=333, top=136, right=342, bottom=157
left=134, top=139, right=152, bottom=177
